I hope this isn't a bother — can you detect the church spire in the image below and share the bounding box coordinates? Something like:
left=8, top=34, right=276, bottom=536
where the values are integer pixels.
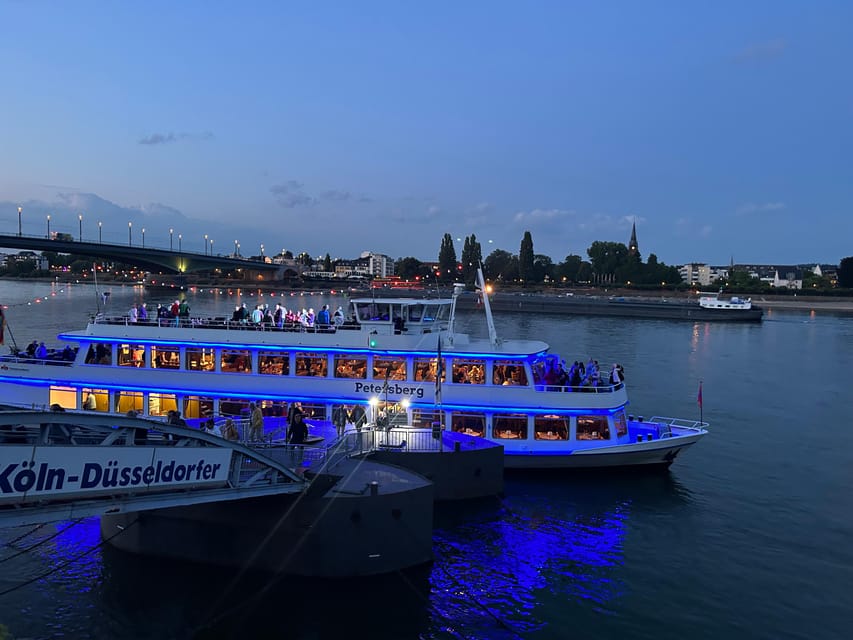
left=628, top=220, right=639, bottom=257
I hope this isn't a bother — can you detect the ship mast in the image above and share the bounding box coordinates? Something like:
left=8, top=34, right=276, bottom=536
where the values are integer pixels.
left=477, top=266, right=498, bottom=347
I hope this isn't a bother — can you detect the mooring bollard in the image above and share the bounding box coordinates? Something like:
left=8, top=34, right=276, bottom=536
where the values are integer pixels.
left=369, top=481, right=379, bottom=496
left=454, top=441, right=461, bottom=452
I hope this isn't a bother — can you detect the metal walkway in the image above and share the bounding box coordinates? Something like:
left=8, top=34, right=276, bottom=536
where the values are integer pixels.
left=0, top=410, right=309, bottom=528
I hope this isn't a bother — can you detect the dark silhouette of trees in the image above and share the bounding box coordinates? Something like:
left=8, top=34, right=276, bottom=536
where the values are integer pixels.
left=460, top=234, right=483, bottom=283
left=838, top=257, right=853, bottom=288
left=437, top=233, right=457, bottom=282
left=323, top=253, right=333, bottom=272
left=518, top=231, right=534, bottom=284
left=556, top=254, right=583, bottom=283
left=484, top=249, right=518, bottom=282
left=395, top=257, right=426, bottom=281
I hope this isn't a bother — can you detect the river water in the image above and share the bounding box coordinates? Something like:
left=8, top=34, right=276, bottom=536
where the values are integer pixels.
left=0, top=280, right=851, bottom=640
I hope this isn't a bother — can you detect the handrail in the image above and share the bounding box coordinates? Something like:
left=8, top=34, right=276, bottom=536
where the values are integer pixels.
left=534, top=381, right=624, bottom=394
left=648, top=416, right=709, bottom=431
left=90, top=315, right=358, bottom=333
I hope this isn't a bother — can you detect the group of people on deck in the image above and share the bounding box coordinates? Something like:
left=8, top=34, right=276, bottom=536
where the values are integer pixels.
left=230, top=303, right=346, bottom=330
left=534, top=357, right=625, bottom=390
left=126, top=301, right=190, bottom=323
left=21, top=340, right=76, bottom=361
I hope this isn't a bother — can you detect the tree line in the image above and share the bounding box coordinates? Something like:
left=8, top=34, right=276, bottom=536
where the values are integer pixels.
left=395, top=231, right=682, bottom=287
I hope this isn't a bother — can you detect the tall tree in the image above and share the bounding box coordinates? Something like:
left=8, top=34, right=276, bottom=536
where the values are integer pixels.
left=437, top=233, right=457, bottom=282
left=532, top=254, right=554, bottom=283
left=557, top=254, right=583, bottom=283
left=587, top=241, right=629, bottom=282
left=518, top=231, right=534, bottom=285
left=484, top=249, right=518, bottom=282
left=460, top=233, right=483, bottom=283
left=395, top=257, right=424, bottom=280
left=839, top=257, right=853, bottom=288
left=323, top=253, right=333, bottom=272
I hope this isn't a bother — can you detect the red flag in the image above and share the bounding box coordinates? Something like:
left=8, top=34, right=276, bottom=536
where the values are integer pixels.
left=697, top=381, right=703, bottom=409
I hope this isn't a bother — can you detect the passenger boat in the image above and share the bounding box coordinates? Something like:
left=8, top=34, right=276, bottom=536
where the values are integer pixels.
left=0, top=272, right=707, bottom=469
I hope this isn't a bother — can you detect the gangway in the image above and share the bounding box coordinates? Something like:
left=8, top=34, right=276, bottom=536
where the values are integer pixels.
left=0, top=410, right=309, bottom=528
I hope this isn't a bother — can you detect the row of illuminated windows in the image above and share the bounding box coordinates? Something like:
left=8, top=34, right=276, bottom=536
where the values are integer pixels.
left=411, top=409, right=628, bottom=442
left=49, top=386, right=328, bottom=420
left=81, top=343, right=531, bottom=385
left=48, top=384, right=629, bottom=442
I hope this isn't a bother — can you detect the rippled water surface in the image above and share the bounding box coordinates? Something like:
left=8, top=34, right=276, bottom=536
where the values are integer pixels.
left=1, top=281, right=851, bottom=639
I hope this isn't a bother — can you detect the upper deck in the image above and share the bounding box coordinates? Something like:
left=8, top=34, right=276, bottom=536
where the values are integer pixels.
left=59, top=296, right=550, bottom=358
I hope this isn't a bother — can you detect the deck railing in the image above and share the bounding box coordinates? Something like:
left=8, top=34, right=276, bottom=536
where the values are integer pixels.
left=91, top=315, right=360, bottom=333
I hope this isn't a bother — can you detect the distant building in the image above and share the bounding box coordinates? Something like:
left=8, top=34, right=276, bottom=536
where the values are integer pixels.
left=359, top=252, right=395, bottom=278
left=678, top=263, right=713, bottom=286
left=773, top=266, right=804, bottom=289
left=2, top=251, right=49, bottom=272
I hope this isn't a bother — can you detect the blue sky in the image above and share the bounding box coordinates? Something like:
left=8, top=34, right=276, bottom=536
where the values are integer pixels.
left=1, top=0, right=851, bottom=265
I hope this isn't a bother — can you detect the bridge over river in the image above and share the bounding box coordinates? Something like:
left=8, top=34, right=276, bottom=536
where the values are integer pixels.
left=0, top=232, right=285, bottom=276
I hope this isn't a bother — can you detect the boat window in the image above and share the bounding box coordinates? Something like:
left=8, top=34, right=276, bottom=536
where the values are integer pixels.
left=414, top=356, right=446, bottom=382
left=534, top=414, right=569, bottom=440
left=186, top=347, right=216, bottom=372
left=298, top=402, right=327, bottom=420
left=220, top=397, right=251, bottom=418
left=452, top=358, right=485, bottom=384
left=295, top=352, right=328, bottom=377
left=492, top=413, right=528, bottom=440
left=259, top=352, right=290, bottom=376
left=84, top=343, right=112, bottom=365
left=221, top=349, right=252, bottom=374
left=49, top=385, right=78, bottom=410
left=82, top=388, right=109, bottom=412
left=151, top=346, right=181, bottom=370
left=451, top=412, right=486, bottom=437
left=184, top=395, right=214, bottom=419
left=407, top=304, right=424, bottom=322
left=355, top=303, right=390, bottom=322
left=493, top=360, right=529, bottom=386
left=412, top=408, right=443, bottom=429
left=148, top=393, right=178, bottom=416
left=334, top=354, right=368, bottom=379
left=422, top=304, right=439, bottom=323
left=373, top=357, right=407, bottom=380
left=117, top=344, right=145, bottom=367
left=577, top=415, right=610, bottom=440
left=614, top=411, right=628, bottom=437
left=115, top=391, right=143, bottom=414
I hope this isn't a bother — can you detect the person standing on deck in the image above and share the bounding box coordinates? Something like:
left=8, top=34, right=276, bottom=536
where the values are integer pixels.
left=249, top=402, right=264, bottom=441
left=332, top=404, right=350, bottom=438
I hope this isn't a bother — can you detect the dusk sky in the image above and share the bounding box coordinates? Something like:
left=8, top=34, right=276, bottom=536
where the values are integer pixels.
left=1, top=1, right=851, bottom=266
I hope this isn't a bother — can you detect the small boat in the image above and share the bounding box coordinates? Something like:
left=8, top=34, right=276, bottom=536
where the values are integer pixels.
left=0, top=270, right=707, bottom=469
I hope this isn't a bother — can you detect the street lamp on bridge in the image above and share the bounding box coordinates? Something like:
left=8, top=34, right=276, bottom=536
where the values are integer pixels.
left=178, top=234, right=182, bottom=253
left=17, top=207, right=22, bottom=236
left=128, top=222, right=132, bottom=246
left=98, top=221, right=102, bottom=243
left=260, top=243, right=265, bottom=258
left=234, top=240, right=239, bottom=256
left=46, top=215, right=50, bottom=239
left=142, top=228, right=145, bottom=249
left=204, top=234, right=208, bottom=256
left=209, top=238, right=214, bottom=255
left=78, top=214, right=83, bottom=242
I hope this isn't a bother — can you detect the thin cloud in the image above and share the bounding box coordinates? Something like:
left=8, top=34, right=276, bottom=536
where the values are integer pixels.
left=320, top=189, right=353, bottom=202
left=138, top=131, right=214, bottom=145
left=270, top=180, right=315, bottom=208
left=732, top=39, right=787, bottom=64
left=737, top=202, right=786, bottom=215
left=513, top=208, right=573, bottom=224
